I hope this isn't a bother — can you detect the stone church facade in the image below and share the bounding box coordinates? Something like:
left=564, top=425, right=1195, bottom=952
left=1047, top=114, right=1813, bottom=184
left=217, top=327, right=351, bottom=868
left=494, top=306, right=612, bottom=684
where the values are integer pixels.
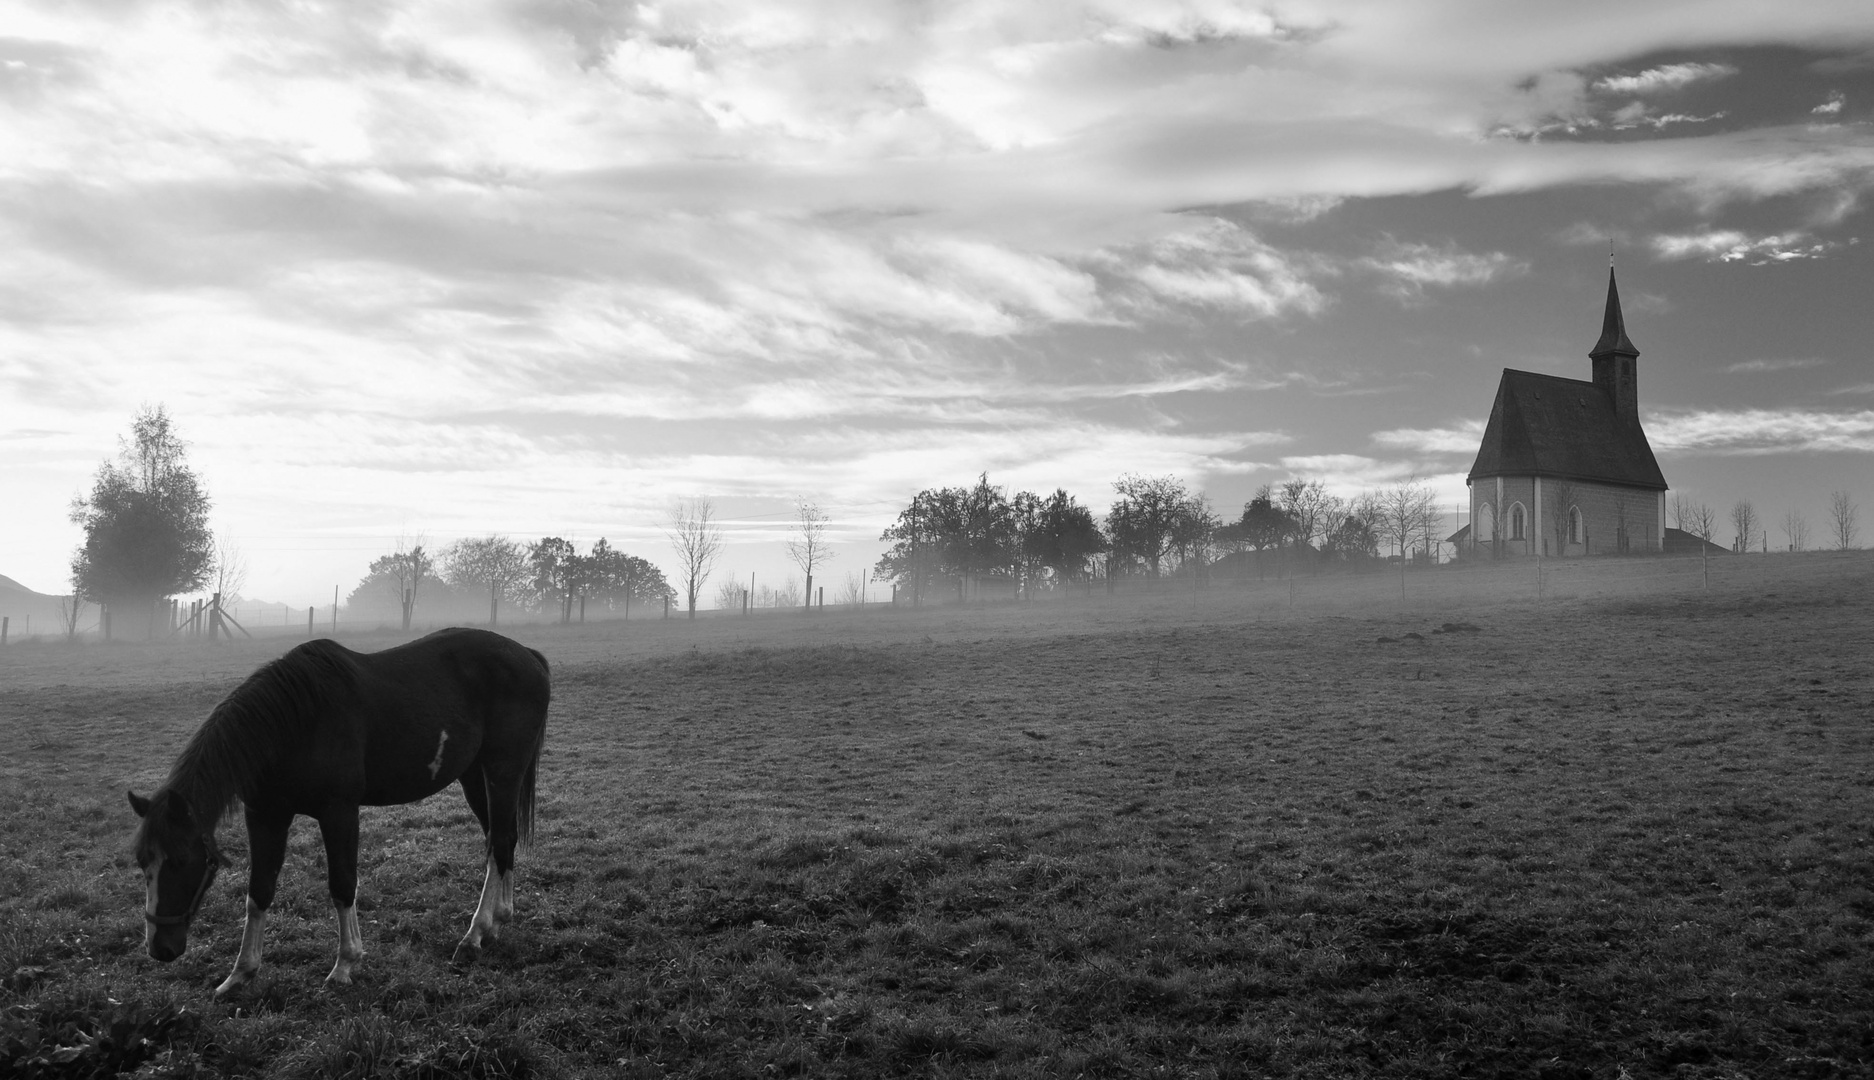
left=1465, top=268, right=1668, bottom=558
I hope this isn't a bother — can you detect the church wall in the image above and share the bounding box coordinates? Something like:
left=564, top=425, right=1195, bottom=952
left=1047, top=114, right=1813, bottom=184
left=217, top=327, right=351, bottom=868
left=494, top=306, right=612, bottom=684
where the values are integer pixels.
left=1468, top=475, right=1662, bottom=557
left=1562, top=482, right=1662, bottom=555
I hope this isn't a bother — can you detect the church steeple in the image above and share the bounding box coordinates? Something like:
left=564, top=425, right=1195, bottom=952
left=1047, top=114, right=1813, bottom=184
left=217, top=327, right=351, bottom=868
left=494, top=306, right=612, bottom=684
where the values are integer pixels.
left=1590, top=262, right=1639, bottom=424
left=1591, top=263, right=1639, bottom=360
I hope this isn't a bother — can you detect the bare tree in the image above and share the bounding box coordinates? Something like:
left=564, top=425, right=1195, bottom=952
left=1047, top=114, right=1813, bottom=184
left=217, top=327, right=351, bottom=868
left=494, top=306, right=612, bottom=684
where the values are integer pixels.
left=1278, top=479, right=1340, bottom=574
left=213, top=530, right=248, bottom=602
left=1828, top=491, right=1859, bottom=550
left=1683, top=501, right=1716, bottom=544
left=1546, top=478, right=1580, bottom=557
left=668, top=498, right=725, bottom=618
left=715, top=576, right=745, bottom=610
left=837, top=572, right=866, bottom=605
left=1375, top=478, right=1439, bottom=595
left=1672, top=493, right=1696, bottom=532
left=1781, top=509, right=1809, bottom=553
left=785, top=501, right=832, bottom=608
left=1730, top=501, right=1757, bottom=554
left=58, top=594, right=86, bottom=642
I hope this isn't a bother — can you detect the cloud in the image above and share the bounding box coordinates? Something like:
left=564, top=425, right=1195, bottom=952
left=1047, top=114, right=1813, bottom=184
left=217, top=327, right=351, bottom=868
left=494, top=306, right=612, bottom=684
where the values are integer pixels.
left=1650, top=230, right=1840, bottom=264
left=1111, top=219, right=1326, bottom=319
left=1594, top=63, right=1737, bottom=96
left=1813, top=92, right=1846, bottom=115
left=1359, top=241, right=1527, bottom=295
left=1276, top=454, right=1417, bottom=490
left=1371, top=421, right=1487, bottom=455
left=1724, top=358, right=1829, bottom=374
left=1647, top=408, right=1874, bottom=454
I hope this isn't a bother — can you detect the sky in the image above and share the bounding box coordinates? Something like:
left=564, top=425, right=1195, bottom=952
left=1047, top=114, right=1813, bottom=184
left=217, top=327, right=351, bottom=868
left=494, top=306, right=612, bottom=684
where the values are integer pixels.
left=3, top=0, right=1873, bottom=606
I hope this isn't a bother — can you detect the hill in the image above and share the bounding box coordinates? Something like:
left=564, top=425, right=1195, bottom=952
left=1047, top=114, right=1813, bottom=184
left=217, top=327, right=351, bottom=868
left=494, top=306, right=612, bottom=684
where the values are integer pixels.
left=0, top=574, right=73, bottom=638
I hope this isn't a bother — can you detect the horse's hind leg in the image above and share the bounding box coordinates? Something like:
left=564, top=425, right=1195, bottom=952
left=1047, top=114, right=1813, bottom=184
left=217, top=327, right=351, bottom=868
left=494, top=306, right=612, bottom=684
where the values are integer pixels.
left=453, top=767, right=508, bottom=962
left=316, top=806, right=366, bottom=987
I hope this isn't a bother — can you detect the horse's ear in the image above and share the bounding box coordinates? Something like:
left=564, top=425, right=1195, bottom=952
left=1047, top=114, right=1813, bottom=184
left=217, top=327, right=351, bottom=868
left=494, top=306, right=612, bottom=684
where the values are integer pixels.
left=165, top=792, right=194, bottom=826
left=128, top=791, right=152, bottom=818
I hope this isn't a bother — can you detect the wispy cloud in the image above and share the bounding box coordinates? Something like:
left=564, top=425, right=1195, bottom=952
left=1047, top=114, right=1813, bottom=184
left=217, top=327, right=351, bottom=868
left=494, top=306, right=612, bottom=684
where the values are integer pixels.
left=1648, top=408, right=1874, bottom=454
left=1813, top=92, right=1846, bottom=115
left=1371, top=421, right=1487, bottom=455
left=1724, top=358, right=1829, bottom=374
left=1595, top=63, right=1737, bottom=96
left=1111, top=220, right=1326, bottom=319
left=1651, top=230, right=1841, bottom=264
left=1359, top=242, right=1526, bottom=296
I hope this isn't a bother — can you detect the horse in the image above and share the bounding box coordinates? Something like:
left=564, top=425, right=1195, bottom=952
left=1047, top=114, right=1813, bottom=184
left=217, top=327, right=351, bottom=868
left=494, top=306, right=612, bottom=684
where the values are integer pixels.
left=128, top=627, right=550, bottom=997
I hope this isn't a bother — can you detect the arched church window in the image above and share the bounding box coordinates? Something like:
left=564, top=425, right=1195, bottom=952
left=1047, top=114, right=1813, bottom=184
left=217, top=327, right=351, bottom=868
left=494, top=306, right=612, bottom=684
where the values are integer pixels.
left=1569, top=506, right=1582, bottom=544
left=1476, top=503, right=1494, bottom=542
left=1510, top=503, right=1526, bottom=540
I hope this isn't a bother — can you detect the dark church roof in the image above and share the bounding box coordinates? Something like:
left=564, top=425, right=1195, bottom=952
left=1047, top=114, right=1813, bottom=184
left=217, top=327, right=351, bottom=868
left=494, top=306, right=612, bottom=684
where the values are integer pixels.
left=1467, top=369, right=1667, bottom=490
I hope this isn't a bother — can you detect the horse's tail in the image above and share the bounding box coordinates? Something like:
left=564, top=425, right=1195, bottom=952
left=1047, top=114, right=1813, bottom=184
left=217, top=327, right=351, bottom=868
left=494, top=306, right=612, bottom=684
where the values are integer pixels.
left=516, top=647, right=550, bottom=849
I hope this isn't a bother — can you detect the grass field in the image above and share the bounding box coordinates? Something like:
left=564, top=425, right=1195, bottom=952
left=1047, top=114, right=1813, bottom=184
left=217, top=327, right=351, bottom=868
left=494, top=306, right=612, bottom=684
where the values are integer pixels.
left=3, top=552, right=1872, bottom=1078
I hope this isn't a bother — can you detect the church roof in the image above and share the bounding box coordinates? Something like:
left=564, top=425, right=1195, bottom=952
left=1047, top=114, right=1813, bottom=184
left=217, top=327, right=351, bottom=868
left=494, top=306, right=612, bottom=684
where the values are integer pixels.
left=1466, top=369, right=1667, bottom=490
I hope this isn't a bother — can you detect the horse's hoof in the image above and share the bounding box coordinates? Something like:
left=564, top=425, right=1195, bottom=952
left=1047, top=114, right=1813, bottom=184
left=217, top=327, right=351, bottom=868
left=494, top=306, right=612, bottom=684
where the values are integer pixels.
left=450, top=943, right=481, bottom=967
left=213, top=973, right=254, bottom=999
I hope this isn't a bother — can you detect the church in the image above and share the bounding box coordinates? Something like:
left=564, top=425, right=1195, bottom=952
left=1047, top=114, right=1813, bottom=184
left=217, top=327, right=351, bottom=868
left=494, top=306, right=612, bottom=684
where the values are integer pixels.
left=1464, top=266, right=1668, bottom=557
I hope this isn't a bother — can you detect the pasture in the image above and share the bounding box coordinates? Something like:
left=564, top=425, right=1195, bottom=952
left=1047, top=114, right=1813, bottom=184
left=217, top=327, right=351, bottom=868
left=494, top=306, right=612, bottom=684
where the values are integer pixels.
left=3, top=553, right=1871, bottom=1078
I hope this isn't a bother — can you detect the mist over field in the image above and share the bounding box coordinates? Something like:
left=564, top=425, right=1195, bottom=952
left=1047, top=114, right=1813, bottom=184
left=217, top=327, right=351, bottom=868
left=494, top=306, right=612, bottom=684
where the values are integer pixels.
left=3, top=552, right=1871, bottom=1076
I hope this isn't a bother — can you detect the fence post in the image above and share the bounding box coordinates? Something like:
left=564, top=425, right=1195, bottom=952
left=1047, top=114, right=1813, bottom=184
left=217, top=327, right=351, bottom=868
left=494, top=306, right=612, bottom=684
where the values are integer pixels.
left=308, top=606, right=314, bottom=635
left=2, top=617, right=8, bottom=646
left=818, top=586, right=823, bottom=609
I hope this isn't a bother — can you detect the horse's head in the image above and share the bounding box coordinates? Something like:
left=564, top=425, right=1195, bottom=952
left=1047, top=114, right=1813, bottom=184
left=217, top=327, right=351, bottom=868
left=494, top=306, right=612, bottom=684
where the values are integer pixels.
left=128, top=789, right=222, bottom=962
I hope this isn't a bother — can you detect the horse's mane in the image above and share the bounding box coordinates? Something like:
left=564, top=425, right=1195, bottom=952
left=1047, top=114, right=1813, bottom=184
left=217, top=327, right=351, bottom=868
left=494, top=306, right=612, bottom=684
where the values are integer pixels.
left=162, top=639, right=359, bottom=829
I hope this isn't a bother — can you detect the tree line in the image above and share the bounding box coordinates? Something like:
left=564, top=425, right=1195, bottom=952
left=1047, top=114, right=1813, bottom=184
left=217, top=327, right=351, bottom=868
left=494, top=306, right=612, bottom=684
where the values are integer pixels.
left=348, top=536, right=674, bottom=630
left=868, top=473, right=1449, bottom=601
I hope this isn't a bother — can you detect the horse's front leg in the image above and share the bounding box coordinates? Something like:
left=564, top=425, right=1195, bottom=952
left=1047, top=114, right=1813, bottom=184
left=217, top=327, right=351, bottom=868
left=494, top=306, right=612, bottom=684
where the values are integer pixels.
left=316, top=806, right=365, bottom=987
left=216, top=809, right=290, bottom=999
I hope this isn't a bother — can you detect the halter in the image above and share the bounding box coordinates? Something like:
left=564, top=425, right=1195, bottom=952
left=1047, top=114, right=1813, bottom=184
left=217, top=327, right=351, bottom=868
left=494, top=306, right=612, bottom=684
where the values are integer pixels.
left=145, top=838, right=223, bottom=929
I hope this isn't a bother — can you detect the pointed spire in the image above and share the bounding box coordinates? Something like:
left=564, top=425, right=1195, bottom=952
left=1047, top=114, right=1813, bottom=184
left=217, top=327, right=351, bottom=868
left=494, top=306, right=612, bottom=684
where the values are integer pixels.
left=1591, top=264, right=1638, bottom=359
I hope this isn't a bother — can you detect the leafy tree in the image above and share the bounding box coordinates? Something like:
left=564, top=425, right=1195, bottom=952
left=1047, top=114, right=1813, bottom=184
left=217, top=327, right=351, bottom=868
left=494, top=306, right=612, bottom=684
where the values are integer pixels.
left=69, top=405, right=215, bottom=638
left=444, top=536, right=531, bottom=625
left=1029, top=488, right=1107, bottom=586
left=874, top=478, right=1026, bottom=603
left=590, top=546, right=672, bottom=617
left=528, top=537, right=580, bottom=623
left=1219, top=486, right=1294, bottom=579
left=347, top=544, right=435, bottom=630
left=1107, top=474, right=1189, bottom=580
left=874, top=487, right=964, bottom=604
left=1168, top=492, right=1219, bottom=581
left=955, top=474, right=1017, bottom=598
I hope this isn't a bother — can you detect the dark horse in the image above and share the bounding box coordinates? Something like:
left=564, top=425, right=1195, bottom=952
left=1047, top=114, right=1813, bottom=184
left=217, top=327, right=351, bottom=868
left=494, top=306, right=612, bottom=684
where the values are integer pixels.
left=129, top=627, right=549, bottom=996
